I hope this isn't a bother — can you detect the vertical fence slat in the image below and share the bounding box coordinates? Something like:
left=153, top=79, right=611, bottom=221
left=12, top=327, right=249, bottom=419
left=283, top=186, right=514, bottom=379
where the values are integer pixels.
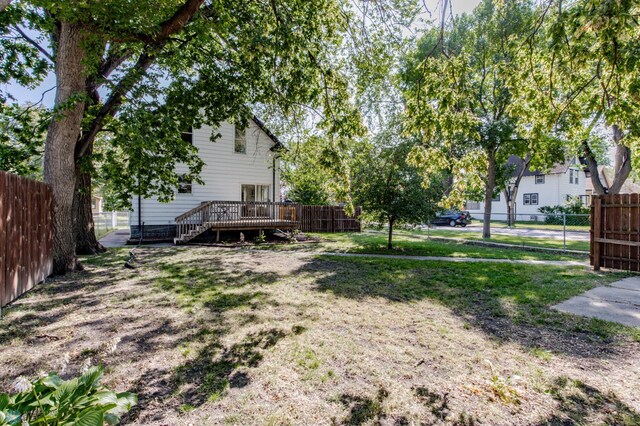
left=297, top=205, right=361, bottom=233
left=0, top=171, right=53, bottom=308
left=591, top=193, right=640, bottom=272
left=0, top=173, right=5, bottom=307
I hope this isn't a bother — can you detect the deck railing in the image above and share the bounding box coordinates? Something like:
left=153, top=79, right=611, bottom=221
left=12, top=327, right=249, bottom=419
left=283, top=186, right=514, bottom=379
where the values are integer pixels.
left=175, top=200, right=300, bottom=239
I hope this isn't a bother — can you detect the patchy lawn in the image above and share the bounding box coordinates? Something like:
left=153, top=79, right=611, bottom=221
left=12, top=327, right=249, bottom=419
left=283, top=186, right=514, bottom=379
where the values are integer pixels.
left=1, top=246, right=639, bottom=425
left=425, top=229, right=590, bottom=252
left=260, top=229, right=589, bottom=261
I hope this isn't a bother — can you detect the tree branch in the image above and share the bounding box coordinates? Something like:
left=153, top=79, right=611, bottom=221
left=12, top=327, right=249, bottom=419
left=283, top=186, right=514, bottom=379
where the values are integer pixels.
left=76, top=0, right=205, bottom=158
left=13, top=25, right=54, bottom=62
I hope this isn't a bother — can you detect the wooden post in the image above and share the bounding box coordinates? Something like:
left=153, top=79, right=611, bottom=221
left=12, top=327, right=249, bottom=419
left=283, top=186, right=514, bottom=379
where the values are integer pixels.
left=593, top=197, right=602, bottom=271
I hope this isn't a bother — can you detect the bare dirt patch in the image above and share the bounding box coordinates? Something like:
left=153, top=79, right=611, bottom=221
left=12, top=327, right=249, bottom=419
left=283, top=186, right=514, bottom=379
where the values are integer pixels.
left=1, top=247, right=639, bottom=425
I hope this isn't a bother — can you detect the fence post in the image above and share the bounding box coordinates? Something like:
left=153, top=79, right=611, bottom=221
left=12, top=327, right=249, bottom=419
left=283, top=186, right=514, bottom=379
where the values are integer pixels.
left=112, top=211, right=117, bottom=228
left=593, top=198, right=602, bottom=270
left=563, top=213, right=566, bottom=252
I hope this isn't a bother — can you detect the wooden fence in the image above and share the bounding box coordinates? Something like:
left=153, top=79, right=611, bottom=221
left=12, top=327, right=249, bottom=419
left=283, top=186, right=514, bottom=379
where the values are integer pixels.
left=591, top=193, right=640, bottom=271
left=0, top=171, right=53, bottom=308
left=299, top=205, right=361, bottom=233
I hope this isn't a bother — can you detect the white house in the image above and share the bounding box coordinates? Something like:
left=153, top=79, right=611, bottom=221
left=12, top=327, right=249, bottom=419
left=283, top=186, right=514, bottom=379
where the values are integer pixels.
left=130, top=117, right=283, bottom=240
left=465, top=156, right=588, bottom=220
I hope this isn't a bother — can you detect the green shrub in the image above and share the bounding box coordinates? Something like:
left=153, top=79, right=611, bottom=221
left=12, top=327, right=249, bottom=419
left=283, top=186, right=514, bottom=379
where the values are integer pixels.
left=539, top=197, right=590, bottom=226
left=0, top=366, right=136, bottom=426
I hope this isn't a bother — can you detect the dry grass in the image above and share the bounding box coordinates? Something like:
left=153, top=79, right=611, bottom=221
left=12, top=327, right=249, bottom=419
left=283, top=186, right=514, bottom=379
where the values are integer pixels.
left=1, top=246, right=639, bottom=425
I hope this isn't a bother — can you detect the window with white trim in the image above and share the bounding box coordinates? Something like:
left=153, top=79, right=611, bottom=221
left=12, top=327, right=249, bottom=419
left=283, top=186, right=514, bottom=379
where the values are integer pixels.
left=234, top=127, right=246, bottom=153
left=241, top=184, right=270, bottom=202
left=181, top=128, right=193, bottom=144
left=523, top=193, right=538, bottom=205
left=177, top=175, right=192, bottom=194
left=466, top=201, right=480, bottom=210
left=535, top=174, right=545, bottom=184
left=569, top=169, right=579, bottom=184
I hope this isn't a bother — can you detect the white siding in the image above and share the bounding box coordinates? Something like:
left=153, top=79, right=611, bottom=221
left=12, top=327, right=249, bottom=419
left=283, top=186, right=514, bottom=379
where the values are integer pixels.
left=131, top=121, right=280, bottom=226
left=465, top=168, right=587, bottom=220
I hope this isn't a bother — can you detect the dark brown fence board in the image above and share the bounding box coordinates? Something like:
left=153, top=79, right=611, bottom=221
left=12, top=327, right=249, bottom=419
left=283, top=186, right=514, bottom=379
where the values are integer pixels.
left=299, top=205, right=361, bottom=233
left=0, top=171, right=53, bottom=308
left=591, top=193, right=640, bottom=272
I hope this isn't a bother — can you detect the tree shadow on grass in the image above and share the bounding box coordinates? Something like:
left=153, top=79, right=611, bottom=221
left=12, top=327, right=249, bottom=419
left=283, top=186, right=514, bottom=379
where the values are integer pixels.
left=173, top=328, right=287, bottom=406
left=336, top=387, right=389, bottom=425
left=535, top=377, right=640, bottom=425
left=120, top=253, right=295, bottom=421
left=297, top=256, right=637, bottom=359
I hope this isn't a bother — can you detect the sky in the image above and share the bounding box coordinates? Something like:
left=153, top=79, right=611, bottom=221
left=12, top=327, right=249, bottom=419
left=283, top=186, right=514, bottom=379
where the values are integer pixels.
left=2, top=0, right=483, bottom=107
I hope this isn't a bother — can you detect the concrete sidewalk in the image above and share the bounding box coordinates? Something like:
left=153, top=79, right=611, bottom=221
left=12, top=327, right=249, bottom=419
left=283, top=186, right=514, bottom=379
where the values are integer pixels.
left=99, top=229, right=131, bottom=247
left=553, top=276, right=640, bottom=327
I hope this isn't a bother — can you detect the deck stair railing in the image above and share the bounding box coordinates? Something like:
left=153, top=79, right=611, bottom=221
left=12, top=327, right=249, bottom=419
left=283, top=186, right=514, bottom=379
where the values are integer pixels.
left=174, top=200, right=300, bottom=244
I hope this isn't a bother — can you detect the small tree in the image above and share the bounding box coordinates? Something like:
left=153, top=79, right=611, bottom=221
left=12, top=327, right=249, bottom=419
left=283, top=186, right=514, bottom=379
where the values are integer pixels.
left=353, top=122, right=444, bottom=249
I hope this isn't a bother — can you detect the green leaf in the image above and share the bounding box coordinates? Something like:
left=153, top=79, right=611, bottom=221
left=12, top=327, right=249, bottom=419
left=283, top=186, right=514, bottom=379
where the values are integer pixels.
left=51, top=378, right=79, bottom=404
left=91, top=391, right=117, bottom=407
left=104, top=412, right=120, bottom=426
left=72, top=409, right=104, bottom=426
left=108, top=392, right=137, bottom=416
left=0, top=394, right=9, bottom=410
left=79, top=367, right=104, bottom=390
left=40, top=373, right=64, bottom=389
left=3, top=409, right=22, bottom=426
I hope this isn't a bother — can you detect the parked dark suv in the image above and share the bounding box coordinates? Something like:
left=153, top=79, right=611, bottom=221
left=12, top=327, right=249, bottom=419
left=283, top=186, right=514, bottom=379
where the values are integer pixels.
left=432, top=210, right=472, bottom=227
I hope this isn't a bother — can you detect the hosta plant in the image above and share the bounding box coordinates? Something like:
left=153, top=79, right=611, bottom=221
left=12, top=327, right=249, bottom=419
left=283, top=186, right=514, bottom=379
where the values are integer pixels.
left=0, top=366, right=137, bottom=425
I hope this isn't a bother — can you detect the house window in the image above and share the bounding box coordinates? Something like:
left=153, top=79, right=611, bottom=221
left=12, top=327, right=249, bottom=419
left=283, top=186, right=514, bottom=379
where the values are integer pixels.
left=235, top=127, right=246, bottom=153
left=569, top=169, right=579, bottom=184
left=177, top=175, right=192, bottom=194
left=535, top=175, right=545, bottom=184
left=181, top=128, right=193, bottom=144
left=466, top=201, right=480, bottom=210
left=523, top=193, right=538, bottom=205
left=566, top=194, right=572, bottom=202
left=492, top=194, right=500, bottom=202
left=241, top=184, right=270, bottom=202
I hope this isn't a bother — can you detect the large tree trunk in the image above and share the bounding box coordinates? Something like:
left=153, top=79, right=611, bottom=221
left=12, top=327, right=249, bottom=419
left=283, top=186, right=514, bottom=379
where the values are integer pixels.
left=387, top=216, right=394, bottom=250
left=482, top=149, right=496, bottom=239
left=583, top=125, right=631, bottom=195
left=0, top=0, right=11, bottom=12
left=607, top=125, right=632, bottom=194
left=504, top=155, right=530, bottom=227
left=44, top=22, right=87, bottom=274
left=74, top=151, right=106, bottom=255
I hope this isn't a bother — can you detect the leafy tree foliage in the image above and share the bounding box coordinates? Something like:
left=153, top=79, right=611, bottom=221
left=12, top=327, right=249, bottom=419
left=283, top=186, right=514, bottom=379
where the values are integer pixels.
left=352, top=117, right=445, bottom=249
left=1, top=0, right=392, bottom=272
left=0, top=104, right=47, bottom=177
left=403, top=0, right=563, bottom=238
left=517, top=0, right=640, bottom=194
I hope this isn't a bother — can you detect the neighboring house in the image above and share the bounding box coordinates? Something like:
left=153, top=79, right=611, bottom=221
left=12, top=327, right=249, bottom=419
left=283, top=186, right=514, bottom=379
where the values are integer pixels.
left=465, top=156, right=588, bottom=220
left=91, top=195, right=103, bottom=214
left=130, top=117, right=284, bottom=240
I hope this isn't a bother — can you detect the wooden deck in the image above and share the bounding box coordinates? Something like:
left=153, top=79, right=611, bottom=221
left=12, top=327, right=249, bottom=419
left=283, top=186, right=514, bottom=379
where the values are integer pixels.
left=204, top=219, right=298, bottom=230
left=175, top=201, right=300, bottom=244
